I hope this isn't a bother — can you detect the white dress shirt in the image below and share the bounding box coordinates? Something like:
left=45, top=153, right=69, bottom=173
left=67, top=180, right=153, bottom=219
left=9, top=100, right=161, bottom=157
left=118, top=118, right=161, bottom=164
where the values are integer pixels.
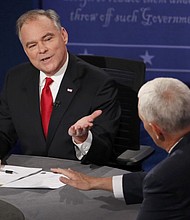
left=113, top=175, right=124, bottom=198
left=39, top=53, right=92, bottom=160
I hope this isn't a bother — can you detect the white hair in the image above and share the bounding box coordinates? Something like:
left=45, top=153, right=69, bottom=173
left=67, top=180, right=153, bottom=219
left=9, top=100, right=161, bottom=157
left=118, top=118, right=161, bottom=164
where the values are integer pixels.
left=138, top=77, right=190, bottom=133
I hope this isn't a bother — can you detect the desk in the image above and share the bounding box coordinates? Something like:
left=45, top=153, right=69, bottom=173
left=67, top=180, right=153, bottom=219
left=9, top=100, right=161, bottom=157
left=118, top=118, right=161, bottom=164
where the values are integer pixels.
left=0, top=199, right=25, bottom=220
left=0, top=154, right=140, bottom=220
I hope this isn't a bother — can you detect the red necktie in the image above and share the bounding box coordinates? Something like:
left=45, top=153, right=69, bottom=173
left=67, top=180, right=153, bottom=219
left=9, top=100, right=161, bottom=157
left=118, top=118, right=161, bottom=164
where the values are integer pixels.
left=41, top=77, right=54, bottom=138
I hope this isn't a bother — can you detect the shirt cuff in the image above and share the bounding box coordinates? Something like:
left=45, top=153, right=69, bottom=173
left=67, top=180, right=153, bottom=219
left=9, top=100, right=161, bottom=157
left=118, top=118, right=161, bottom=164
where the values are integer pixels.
left=112, top=175, right=124, bottom=199
left=73, top=131, right=92, bottom=160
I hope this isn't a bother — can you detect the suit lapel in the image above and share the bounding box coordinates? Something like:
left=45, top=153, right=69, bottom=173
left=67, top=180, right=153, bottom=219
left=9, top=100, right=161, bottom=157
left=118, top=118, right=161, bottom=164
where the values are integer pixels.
left=47, top=55, right=81, bottom=145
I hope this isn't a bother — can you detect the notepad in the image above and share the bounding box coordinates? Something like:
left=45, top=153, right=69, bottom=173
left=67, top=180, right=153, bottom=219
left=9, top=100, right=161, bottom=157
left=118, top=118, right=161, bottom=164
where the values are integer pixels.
left=0, top=165, right=65, bottom=189
left=3, top=170, right=65, bottom=189
left=0, top=165, right=42, bottom=186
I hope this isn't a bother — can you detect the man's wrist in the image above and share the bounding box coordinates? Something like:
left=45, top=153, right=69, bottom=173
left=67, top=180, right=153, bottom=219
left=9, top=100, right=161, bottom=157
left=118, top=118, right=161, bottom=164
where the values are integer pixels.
left=73, top=135, right=88, bottom=144
left=91, top=177, right=113, bottom=191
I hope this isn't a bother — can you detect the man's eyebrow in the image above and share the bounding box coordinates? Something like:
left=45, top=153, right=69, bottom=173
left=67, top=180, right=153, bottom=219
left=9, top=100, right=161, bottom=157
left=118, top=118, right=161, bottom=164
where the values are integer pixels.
left=42, top=33, right=55, bottom=39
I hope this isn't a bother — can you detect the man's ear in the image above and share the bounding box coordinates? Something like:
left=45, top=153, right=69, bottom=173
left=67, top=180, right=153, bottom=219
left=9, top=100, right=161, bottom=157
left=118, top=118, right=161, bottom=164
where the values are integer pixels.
left=61, top=27, right=68, bottom=44
left=149, top=122, right=165, bottom=141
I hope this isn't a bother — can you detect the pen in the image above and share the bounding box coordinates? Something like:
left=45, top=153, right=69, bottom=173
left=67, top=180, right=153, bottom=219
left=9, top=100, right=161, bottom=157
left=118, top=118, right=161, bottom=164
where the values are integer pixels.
left=0, top=169, right=17, bottom=174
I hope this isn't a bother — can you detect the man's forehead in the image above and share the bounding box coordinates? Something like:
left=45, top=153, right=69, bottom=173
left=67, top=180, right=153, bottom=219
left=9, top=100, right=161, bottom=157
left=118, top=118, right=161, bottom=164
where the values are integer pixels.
left=20, top=18, right=57, bottom=40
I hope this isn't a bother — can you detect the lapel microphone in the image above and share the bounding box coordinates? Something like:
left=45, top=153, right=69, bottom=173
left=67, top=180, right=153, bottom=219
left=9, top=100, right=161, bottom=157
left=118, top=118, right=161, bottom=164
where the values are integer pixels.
left=53, top=100, right=61, bottom=108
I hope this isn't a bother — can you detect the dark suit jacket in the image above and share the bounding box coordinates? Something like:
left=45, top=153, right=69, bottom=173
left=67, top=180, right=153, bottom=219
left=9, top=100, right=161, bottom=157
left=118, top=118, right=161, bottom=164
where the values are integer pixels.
left=123, top=133, right=190, bottom=220
left=0, top=54, right=120, bottom=165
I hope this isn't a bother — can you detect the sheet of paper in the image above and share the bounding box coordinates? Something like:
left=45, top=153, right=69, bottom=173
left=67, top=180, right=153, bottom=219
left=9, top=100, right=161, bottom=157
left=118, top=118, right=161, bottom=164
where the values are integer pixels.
left=3, top=170, right=65, bottom=189
left=0, top=165, right=42, bottom=186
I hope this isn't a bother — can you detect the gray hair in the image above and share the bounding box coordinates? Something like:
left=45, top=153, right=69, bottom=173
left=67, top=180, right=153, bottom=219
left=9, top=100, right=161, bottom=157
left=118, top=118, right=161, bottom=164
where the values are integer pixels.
left=16, top=9, right=62, bottom=40
left=138, top=77, right=190, bottom=133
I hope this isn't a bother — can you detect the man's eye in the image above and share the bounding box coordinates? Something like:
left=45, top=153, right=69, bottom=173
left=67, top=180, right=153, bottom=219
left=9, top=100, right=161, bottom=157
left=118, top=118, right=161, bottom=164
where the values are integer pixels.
left=28, top=44, right=36, bottom=49
left=44, top=37, right=52, bottom=41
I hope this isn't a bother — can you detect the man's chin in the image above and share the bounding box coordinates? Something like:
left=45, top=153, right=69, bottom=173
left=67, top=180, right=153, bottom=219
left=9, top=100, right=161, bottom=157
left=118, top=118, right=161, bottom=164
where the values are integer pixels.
left=39, top=65, right=55, bottom=75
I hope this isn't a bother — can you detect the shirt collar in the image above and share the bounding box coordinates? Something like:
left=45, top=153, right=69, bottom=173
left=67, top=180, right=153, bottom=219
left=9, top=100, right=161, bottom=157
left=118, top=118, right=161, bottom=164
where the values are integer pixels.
left=168, top=137, right=183, bottom=154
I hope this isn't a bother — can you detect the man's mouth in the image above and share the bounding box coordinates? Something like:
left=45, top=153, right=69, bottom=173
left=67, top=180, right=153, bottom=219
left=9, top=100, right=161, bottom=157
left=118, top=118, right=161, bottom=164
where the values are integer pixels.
left=41, top=57, right=51, bottom=62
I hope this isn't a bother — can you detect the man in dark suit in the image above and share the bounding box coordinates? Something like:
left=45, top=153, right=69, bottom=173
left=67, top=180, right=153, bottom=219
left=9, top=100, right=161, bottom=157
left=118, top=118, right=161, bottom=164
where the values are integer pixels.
left=0, top=9, right=120, bottom=165
left=52, top=78, right=190, bottom=220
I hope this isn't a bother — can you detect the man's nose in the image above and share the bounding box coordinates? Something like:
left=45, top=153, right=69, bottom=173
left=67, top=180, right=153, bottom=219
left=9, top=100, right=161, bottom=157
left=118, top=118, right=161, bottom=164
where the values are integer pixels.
left=38, top=42, right=47, bottom=53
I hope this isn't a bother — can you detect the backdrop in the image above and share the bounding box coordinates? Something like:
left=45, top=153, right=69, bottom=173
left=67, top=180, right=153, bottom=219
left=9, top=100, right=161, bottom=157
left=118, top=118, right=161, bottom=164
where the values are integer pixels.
left=41, top=0, right=190, bottom=85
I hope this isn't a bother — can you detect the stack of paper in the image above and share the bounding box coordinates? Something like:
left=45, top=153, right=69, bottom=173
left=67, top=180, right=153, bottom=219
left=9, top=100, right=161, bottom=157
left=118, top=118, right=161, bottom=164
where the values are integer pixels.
left=0, top=165, right=65, bottom=189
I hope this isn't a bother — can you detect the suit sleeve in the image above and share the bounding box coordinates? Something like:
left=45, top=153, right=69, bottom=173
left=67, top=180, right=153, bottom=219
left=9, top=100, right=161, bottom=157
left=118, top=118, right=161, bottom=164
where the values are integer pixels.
left=123, top=172, right=147, bottom=204
left=81, top=76, right=121, bottom=165
left=0, top=72, right=18, bottom=159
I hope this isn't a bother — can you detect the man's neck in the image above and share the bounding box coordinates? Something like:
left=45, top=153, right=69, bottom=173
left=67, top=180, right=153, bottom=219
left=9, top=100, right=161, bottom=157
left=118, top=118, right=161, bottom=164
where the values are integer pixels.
left=165, top=128, right=190, bottom=152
